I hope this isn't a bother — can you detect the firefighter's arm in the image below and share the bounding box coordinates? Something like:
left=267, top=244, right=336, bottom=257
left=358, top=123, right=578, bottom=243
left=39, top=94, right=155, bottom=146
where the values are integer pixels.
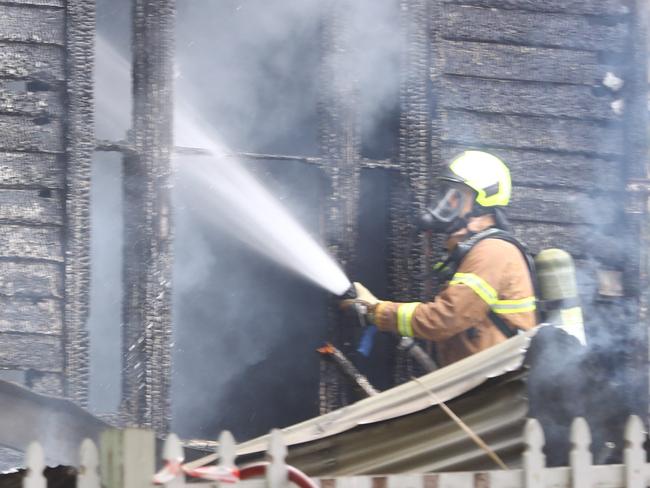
left=372, top=241, right=506, bottom=341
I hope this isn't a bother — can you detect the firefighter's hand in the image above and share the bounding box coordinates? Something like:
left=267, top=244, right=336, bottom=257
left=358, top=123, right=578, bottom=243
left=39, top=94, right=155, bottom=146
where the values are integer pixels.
left=340, top=282, right=380, bottom=310
left=353, top=282, right=379, bottom=306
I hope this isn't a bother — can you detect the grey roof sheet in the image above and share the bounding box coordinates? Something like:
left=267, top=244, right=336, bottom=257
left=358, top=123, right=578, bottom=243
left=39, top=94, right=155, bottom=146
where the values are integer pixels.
left=237, top=329, right=534, bottom=455
left=204, top=329, right=538, bottom=476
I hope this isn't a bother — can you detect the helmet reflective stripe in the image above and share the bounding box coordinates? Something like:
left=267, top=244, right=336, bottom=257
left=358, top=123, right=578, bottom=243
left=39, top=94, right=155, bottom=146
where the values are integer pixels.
left=447, top=151, right=511, bottom=207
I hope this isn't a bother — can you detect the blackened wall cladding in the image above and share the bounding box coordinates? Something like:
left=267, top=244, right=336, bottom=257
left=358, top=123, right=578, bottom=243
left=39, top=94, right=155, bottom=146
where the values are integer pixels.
left=122, top=0, right=174, bottom=434
left=0, top=0, right=93, bottom=403
left=320, top=0, right=648, bottom=411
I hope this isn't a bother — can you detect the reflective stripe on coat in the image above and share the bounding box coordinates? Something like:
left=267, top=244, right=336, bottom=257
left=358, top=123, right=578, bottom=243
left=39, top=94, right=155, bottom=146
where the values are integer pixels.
left=374, top=238, right=536, bottom=366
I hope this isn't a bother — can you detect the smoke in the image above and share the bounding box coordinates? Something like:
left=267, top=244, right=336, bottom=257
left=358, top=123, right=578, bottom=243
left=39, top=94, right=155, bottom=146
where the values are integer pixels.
left=171, top=0, right=404, bottom=439
left=91, top=0, right=404, bottom=438
left=173, top=106, right=350, bottom=296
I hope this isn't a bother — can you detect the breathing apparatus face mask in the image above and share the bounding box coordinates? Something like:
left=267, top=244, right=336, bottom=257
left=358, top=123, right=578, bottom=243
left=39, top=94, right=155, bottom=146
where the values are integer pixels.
left=417, top=186, right=469, bottom=234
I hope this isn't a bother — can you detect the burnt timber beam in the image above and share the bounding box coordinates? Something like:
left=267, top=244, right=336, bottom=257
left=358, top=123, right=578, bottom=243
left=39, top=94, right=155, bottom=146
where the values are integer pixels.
left=441, top=0, right=629, bottom=16
left=95, top=141, right=400, bottom=170
left=393, top=0, right=433, bottom=302
left=389, top=0, right=435, bottom=385
left=63, top=0, right=94, bottom=404
left=121, top=0, right=174, bottom=433
left=317, top=343, right=378, bottom=398
left=318, top=0, right=362, bottom=413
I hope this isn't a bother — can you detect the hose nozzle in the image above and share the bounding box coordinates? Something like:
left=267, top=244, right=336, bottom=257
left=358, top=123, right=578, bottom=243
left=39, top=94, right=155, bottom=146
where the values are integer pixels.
left=339, top=283, right=367, bottom=328
left=341, top=284, right=357, bottom=300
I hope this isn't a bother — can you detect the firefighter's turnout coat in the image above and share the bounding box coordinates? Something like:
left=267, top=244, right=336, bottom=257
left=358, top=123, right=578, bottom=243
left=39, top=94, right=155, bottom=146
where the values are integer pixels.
left=373, top=236, right=536, bottom=366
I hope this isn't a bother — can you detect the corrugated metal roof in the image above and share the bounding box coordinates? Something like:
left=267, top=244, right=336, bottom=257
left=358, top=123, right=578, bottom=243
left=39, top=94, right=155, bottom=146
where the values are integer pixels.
left=227, top=329, right=537, bottom=476
left=0, top=380, right=110, bottom=466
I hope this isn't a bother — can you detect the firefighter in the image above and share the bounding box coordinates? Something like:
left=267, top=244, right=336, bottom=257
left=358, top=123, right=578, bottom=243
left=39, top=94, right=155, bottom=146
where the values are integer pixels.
left=347, top=150, right=537, bottom=366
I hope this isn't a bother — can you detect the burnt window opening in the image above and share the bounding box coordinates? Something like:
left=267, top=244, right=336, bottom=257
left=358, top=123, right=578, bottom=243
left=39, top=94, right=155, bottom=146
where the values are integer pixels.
left=0, top=369, right=26, bottom=386
left=353, top=168, right=395, bottom=390
left=33, top=115, right=53, bottom=126
left=26, top=79, right=54, bottom=93
left=356, top=0, right=401, bottom=161
left=88, top=151, right=124, bottom=414
left=4, top=80, right=28, bottom=92
left=361, top=102, right=400, bottom=161
left=173, top=159, right=329, bottom=439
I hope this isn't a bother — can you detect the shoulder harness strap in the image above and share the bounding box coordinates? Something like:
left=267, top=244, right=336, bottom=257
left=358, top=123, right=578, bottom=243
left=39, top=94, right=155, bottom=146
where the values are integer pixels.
left=444, top=227, right=539, bottom=338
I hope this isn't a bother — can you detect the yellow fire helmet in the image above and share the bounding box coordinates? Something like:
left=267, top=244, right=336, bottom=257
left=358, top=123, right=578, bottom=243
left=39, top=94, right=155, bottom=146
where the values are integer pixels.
left=440, top=151, right=512, bottom=207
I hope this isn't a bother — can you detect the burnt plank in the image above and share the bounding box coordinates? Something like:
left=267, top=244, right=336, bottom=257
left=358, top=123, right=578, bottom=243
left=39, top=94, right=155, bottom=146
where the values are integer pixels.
left=0, top=1, right=63, bottom=6
left=0, top=296, right=62, bottom=334
left=27, top=371, right=63, bottom=396
left=509, top=186, right=618, bottom=225
left=442, top=5, right=628, bottom=52
left=441, top=110, right=624, bottom=156
left=442, top=41, right=608, bottom=85
left=443, top=0, right=628, bottom=16
left=511, top=222, right=588, bottom=257
left=0, top=43, right=64, bottom=81
left=0, top=5, right=64, bottom=45
left=0, top=88, right=63, bottom=117
left=0, top=114, right=63, bottom=152
left=0, top=332, right=62, bottom=371
left=441, top=144, right=622, bottom=191
left=0, top=151, right=64, bottom=187
left=0, top=261, right=63, bottom=297
left=0, top=261, right=63, bottom=298
left=0, top=225, right=62, bottom=260
left=440, top=77, right=618, bottom=121
left=0, top=189, right=63, bottom=224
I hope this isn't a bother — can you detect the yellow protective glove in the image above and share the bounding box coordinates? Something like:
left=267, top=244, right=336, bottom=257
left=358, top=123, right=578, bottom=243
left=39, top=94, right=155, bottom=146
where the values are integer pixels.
left=339, top=281, right=379, bottom=313
left=352, top=282, right=379, bottom=306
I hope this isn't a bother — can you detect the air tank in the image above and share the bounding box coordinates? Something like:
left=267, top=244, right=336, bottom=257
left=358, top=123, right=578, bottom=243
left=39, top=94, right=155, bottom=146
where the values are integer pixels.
left=535, top=248, right=586, bottom=345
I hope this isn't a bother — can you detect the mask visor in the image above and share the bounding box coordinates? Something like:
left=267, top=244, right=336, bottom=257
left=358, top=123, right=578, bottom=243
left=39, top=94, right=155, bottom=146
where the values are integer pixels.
left=430, top=187, right=465, bottom=223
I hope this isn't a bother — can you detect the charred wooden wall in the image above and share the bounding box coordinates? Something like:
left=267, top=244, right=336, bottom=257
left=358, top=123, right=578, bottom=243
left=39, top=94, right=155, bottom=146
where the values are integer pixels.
left=429, top=0, right=647, bottom=413
left=434, top=0, right=632, bottom=260
left=320, top=0, right=648, bottom=410
left=0, top=0, right=93, bottom=403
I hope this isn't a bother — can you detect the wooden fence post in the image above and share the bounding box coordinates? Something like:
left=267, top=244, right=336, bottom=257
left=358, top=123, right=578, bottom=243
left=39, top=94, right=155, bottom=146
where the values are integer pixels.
left=523, top=418, right=546, bottom=488
left=100, top=428, right=155, bottom=488
left=23, top=442, right=46, bottom=488
left=267, top=429, right=288, bottom=488
left=570, top=417, right=592, bottom=488
left=163, top=434, right=184, bottom=488
left=218, top=430, right=237, bottom=471
left=78, top=439, right=100, bottom=488
left=624, top=415, right=645, bottom=488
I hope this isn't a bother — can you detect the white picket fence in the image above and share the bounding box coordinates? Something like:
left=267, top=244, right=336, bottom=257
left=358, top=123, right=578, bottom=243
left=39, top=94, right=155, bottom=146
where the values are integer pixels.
left=16, top=416, right=650, bottom=488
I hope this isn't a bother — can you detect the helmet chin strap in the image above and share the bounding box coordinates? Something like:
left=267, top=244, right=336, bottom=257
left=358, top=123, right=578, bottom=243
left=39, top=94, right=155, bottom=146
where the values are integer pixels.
left=447, top=205, right=492, bottom=237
